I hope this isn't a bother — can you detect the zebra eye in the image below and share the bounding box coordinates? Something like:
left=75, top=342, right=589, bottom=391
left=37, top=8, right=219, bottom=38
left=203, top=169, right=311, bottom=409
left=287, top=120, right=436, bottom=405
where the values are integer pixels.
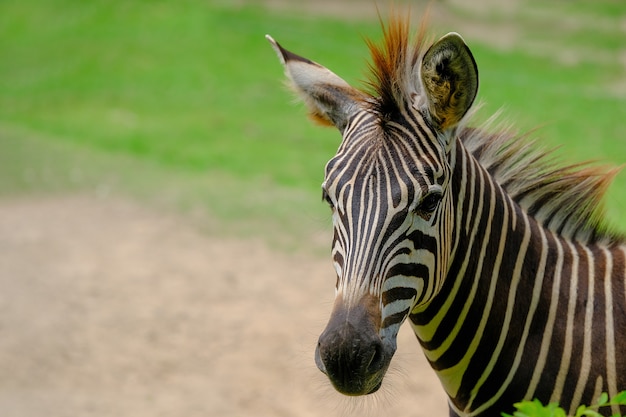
left=322, top=189, right=334, bottom=209
left=418, top=191, right=442, bottom=213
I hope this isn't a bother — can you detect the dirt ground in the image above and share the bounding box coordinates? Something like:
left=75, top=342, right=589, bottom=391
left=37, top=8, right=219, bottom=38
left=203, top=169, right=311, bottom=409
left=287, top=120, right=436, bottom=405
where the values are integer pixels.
left=0, top=194, right=447, bottom=417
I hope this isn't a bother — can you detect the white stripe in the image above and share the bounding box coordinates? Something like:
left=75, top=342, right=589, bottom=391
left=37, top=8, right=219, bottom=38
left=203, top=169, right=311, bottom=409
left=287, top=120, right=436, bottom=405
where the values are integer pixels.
left=383, top=298, right=414, bottom=318
left=569, top=246, right=594, bottom=415
left=550, top=240, right=579, bottom=403
left=525, top=232, right=563, bottom=398
left=602, top=247, right=619, bottom=416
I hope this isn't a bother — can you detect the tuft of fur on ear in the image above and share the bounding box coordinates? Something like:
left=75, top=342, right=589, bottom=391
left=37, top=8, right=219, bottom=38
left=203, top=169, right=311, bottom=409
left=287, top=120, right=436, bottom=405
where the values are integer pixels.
left=266, top=35, right=367, bottom=131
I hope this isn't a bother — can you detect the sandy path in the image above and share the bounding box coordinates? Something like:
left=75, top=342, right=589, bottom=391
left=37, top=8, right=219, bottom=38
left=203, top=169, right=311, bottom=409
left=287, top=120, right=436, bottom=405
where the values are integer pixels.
left=0, top=194, right=446, bottom=417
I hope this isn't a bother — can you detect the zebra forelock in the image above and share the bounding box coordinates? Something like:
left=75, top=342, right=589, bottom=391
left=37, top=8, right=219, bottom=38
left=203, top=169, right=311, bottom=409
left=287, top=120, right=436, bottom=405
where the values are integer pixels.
left=364, top=12, right=431, bottom=120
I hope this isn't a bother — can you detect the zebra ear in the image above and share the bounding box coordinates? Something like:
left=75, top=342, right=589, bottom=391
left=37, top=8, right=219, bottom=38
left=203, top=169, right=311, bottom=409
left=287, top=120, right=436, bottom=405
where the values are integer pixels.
left=266, top=35, right=365, bottom=131
left=419, top=32, right=478, bottom=131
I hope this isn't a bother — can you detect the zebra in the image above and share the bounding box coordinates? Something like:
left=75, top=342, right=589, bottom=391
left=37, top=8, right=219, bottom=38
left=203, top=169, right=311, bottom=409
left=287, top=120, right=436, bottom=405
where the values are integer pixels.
left=266, top=15, right=626, bottom=417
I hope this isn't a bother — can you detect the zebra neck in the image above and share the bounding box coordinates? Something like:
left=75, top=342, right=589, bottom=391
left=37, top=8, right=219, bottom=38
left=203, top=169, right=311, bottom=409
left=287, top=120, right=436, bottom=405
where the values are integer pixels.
left=408, top=142, right=532, bottom=401
left=409, top=143, right=626, bottom=416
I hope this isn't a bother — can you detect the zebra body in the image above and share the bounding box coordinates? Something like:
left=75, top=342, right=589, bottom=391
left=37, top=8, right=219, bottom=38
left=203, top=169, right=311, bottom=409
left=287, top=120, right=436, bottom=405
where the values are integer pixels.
left=267, top=15, right=625, bottom=417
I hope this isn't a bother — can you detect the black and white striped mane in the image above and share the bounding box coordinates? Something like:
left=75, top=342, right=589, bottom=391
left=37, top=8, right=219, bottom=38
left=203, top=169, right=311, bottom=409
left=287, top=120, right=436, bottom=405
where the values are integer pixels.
left=459, top=119, right=620, bottom=244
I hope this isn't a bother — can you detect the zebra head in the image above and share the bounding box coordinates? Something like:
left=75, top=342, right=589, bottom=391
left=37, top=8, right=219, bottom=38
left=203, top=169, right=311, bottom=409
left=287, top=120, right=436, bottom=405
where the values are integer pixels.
left=267, top=22, right=478, bottom=396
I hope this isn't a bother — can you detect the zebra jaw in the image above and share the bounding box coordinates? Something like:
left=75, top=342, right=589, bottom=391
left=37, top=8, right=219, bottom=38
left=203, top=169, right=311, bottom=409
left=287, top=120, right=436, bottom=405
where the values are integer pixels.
left=314, top=294, right=397, bottom=396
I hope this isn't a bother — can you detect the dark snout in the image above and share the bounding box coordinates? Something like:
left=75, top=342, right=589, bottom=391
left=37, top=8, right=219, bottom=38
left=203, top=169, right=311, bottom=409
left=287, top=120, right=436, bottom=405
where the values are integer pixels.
left=315, top=295, right=395, bottom=395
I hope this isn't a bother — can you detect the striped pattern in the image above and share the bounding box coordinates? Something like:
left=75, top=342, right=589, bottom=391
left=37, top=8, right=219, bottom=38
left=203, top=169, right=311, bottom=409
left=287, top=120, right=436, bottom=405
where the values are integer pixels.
left=319, top=19, right=625, bottom=416
left=324, top=108, right=449, bottom=312
left=269, top=13, right=625, bottom=416
left=325, top=102, right=626, bottom=416
left=406, top=137, right=626, bottom=416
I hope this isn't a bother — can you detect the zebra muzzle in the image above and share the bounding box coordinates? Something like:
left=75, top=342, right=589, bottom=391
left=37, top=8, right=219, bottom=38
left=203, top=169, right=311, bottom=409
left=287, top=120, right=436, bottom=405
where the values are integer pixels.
left=315, top=295, right=395, bottom=396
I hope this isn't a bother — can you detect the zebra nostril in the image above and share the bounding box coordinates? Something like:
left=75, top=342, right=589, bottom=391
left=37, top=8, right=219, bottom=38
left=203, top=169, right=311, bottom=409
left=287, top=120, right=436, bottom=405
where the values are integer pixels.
left=315, top=296, right=395, bottom=395
left=366, top=341, right=385, bottom=373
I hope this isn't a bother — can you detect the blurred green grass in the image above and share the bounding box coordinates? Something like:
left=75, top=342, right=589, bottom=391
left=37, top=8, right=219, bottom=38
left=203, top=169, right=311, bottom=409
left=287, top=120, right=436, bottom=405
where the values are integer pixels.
left=0, top=0, right=624, bottom=240
left=0, top=1, right=365, bottom=189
